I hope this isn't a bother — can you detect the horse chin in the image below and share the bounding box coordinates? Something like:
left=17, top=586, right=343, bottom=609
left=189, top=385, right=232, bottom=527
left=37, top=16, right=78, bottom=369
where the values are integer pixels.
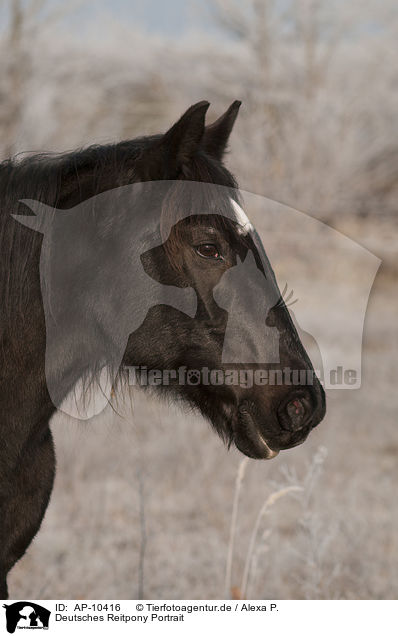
left=235, top=434, right=279, bottom=460
left=256, top=433, right=280, bottom=459
left=232, top=410, right=279, bottom=460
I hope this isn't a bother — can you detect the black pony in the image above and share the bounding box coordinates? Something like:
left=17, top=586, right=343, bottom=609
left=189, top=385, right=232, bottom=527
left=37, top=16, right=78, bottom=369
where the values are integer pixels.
left=0, top=101, right=325, bottom=598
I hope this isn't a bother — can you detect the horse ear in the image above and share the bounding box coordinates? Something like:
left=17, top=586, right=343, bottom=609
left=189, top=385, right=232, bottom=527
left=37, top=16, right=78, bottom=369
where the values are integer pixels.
left=202, top=100, right=241, bottom=161
left=155, top=101, right=210, bottom=176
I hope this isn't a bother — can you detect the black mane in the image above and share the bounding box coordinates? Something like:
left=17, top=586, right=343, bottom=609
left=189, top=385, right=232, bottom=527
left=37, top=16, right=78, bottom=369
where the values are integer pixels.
left=0, top=136, right=237, bottom=319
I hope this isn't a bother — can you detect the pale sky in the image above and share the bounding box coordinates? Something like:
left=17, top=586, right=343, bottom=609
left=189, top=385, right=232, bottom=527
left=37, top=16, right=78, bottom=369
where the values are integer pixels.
left=75, top=0, right=217, bottom=36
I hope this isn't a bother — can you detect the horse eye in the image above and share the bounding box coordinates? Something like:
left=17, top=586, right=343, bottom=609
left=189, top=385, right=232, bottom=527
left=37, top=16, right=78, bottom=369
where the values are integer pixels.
left=196, top=243, right=223, bottom=260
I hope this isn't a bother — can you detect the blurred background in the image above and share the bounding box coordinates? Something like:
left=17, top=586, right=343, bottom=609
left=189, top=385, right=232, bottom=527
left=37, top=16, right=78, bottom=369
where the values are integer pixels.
left=2, top=0, right=397, bottom=599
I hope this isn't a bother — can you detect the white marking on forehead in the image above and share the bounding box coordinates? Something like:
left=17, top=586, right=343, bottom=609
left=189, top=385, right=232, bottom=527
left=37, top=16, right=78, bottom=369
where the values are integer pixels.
left=229, top=198, right=253, bottom=235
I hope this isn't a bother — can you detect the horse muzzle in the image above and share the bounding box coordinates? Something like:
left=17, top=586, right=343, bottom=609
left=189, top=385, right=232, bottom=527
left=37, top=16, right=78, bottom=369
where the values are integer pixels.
left=233, top=381, right=326, bottom=460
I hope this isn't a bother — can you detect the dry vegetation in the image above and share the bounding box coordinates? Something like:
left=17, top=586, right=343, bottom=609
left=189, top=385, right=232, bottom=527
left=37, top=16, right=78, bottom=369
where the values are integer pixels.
left=1, top=0, right=397, bottom=599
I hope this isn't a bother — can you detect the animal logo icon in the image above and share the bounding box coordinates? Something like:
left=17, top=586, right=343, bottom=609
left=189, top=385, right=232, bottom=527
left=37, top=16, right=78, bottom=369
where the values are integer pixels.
left=3, top=602, right=50, bottom=633
left=187, top=369, right=201, bottom=385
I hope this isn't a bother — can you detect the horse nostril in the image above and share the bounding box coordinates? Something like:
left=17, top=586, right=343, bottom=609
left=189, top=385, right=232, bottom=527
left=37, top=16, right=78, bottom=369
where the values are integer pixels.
left=286, top=398, right=306, bottom=426
left=280, top=393, right=313, bottom=432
